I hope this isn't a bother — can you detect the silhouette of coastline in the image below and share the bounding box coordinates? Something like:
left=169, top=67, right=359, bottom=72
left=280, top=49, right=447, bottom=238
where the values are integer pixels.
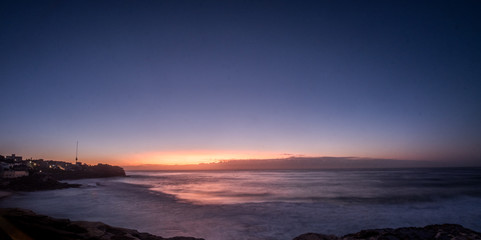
left=44, top=164, right=126, bottom=180
left=0, top=173, right=81, bottom=192
left=0, top=154, right=126, bottom=191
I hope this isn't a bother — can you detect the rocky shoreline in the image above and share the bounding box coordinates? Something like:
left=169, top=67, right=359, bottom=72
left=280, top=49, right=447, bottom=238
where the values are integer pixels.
left=0, top=208, right=203, bottom=240
left=1, top=208, right=480, bottom=240
left=0, top=174, right=81, bottom=192
left=294, top=224, right=481, bottom=240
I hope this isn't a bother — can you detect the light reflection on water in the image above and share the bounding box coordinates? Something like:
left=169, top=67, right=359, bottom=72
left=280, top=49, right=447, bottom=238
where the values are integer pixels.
left=125, top=169, right=481, bottom=204
left=1, top=168, right=480, bottom=240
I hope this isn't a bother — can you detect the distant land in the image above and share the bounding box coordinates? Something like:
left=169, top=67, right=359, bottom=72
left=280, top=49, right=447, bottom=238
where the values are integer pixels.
left=0, top=153, right=126, bottom=191
left=123, top=157, right=481, bottom=171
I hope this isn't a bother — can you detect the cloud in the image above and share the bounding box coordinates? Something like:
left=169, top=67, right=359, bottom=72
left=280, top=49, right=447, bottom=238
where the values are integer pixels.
left=123, top=156, right=479, bottom=170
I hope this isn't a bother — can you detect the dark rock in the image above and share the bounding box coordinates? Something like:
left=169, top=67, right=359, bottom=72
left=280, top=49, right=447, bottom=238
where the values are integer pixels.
left=47, top=164, right=126, bottom=180
left=0, top=173, right=81, bottom=191
left=294, top=224, right=481, bottom=240
left=293, top=233, right=339, bottom=240
left=0, top=208, right=204, bottom=240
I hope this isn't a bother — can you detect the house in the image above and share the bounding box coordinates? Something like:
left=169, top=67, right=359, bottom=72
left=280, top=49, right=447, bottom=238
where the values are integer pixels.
left=0, top=160, right=29, bottom=178
left=5, top=154, right=22, bottom=162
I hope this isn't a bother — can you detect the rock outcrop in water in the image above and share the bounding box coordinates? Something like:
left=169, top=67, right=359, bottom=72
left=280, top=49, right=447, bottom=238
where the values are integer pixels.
left=294, top=224, right=481, bottom=240
left=0, top=208, right=204, bottom=240
left=0, top=173, right=81, bottom=191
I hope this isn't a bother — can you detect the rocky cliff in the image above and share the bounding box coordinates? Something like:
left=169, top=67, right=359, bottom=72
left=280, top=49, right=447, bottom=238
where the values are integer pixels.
left=46, top=164, right=126, bottom=180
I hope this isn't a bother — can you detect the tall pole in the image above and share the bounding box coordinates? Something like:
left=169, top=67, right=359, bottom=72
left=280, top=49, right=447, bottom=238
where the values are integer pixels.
left=75, top=141, right=78, bottom=164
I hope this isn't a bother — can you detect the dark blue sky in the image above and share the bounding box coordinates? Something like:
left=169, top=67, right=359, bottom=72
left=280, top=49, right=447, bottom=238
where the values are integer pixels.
left=1, top=1, right=480, bottom=165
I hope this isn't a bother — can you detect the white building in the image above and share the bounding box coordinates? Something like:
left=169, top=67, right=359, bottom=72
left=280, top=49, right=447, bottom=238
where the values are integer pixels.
left=0, top=162, right=29, bottom=178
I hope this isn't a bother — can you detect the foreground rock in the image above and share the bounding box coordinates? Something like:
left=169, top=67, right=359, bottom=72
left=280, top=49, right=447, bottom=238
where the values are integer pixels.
left=294, top=224, right=481, bottom=240
left=0, top=208, right=204, bottom=240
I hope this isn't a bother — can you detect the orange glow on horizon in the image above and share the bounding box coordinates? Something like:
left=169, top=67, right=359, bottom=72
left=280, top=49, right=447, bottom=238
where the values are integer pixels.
left=124, top=150, right=293, bottom=166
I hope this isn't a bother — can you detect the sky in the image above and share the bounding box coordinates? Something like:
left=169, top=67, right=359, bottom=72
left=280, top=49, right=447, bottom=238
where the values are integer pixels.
left=1, top=0, right=481, bottom=166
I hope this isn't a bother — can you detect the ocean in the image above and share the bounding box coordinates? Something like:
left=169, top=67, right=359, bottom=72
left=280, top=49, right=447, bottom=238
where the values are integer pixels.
left=1, top=168, right=481, bottom=240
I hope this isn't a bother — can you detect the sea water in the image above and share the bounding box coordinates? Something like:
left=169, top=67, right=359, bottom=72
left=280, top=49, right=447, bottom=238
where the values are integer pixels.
left=1, top=168, right=481, bottom=240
